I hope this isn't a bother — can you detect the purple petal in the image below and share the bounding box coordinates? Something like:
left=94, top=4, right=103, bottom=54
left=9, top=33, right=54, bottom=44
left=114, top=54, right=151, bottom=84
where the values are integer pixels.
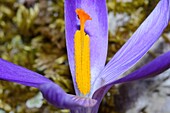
left=92, top=51, right=170, bottom=107
left=39, top=82, right=97, bottom=110
left=70, top=102, right=99, bottom=113
left=65, top=0, right=108, bottom=94
left=112, top=51, right=170, bottom=84
left=0, top=58, right=51, bottom=88
left=0, top=59, right=97, bottom=109
left=95, top=0, right=170, bottom=86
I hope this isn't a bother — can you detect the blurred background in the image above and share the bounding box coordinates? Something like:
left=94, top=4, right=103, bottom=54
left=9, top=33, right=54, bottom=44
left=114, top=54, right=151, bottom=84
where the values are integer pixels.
left=0, top=0, right=170, bottom=113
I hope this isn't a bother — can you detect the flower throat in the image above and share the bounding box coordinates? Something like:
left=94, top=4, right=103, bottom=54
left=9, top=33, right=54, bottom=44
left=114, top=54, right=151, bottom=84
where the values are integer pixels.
left=74, top=9, right=92, bottom=95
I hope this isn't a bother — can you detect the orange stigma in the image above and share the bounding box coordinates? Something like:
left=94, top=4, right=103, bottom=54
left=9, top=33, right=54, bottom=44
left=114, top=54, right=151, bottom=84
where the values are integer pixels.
left=74, top=9, right=92, bottom=95
left=76, top=9, right=92, bottom=29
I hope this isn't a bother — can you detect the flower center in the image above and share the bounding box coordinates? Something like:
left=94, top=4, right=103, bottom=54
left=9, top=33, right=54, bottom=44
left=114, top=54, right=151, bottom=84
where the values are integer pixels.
left=74, top=9, right=92, bottom=95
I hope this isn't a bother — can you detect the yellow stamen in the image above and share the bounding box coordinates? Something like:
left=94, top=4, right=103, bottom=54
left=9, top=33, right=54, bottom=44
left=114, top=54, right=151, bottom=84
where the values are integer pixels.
left=74, top=9, right=92, bottom=95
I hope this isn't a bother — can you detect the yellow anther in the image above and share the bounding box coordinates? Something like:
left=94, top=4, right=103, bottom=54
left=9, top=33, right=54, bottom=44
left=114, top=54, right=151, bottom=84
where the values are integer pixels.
left=74, top=9, right=92, bottom=95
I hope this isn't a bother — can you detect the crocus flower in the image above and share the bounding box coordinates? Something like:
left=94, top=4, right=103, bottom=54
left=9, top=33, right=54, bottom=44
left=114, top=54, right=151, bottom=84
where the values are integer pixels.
left=0, top=0, right=170, bottom=113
